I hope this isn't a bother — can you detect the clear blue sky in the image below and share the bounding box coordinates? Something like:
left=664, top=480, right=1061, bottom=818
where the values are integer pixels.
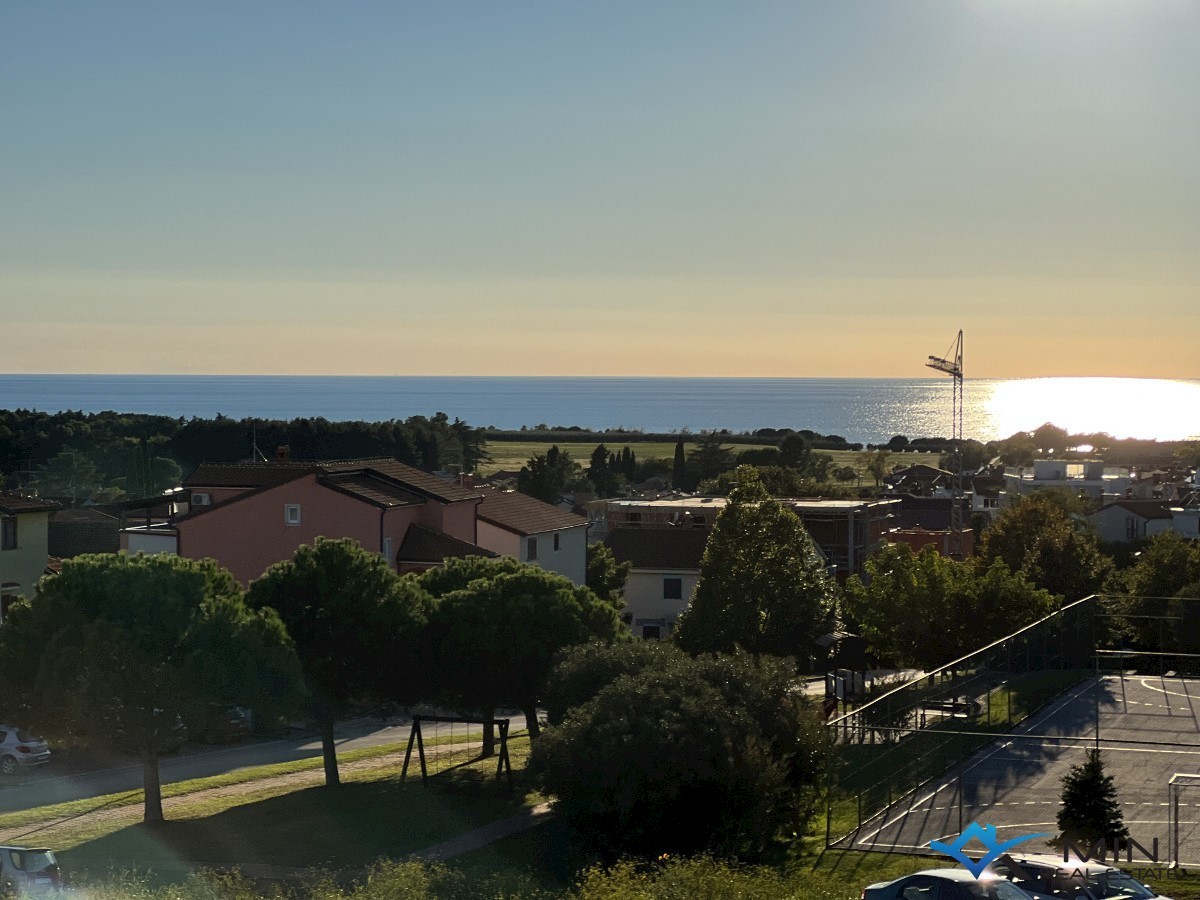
left=2, top=1, right=1197, bottom=377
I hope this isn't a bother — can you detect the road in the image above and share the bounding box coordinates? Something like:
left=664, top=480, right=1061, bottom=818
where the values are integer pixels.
left=0, top=713, right=528, bottom=814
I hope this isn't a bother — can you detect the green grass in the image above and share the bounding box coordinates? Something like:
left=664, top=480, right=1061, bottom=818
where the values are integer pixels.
left=39, top=736, right=538, bottom=883
left=480, top=440, right=936, bottom=477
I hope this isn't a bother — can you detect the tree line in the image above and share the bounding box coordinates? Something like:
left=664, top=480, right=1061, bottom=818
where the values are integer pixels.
left=0, top=409, right=490, bottom=501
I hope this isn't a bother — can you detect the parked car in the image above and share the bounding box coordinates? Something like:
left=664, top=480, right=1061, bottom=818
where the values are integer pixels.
left=198, top=704, right=252, bottom=744
left=0, top=727, right=50, bottom=776
left=116, top=710, right=188, bottom=755
left=0, top=845, right=62, bottom=895
left=996, top=853, right=1171, bottom=899
left=863, top=869, right=1036, bottom=899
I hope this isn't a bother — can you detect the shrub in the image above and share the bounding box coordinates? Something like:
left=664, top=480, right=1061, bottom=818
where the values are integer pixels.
left=531, top=652, right=825, bottom=859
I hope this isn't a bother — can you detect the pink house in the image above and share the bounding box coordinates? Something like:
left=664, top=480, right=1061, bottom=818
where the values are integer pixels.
left=121, top=458, right=486, bottom=584
left=120, top=456, right=589, bottom=586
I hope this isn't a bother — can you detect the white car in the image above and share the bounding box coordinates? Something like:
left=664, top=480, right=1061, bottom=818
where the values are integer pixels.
left=0, top=726, right=50, bottom=776
left=863, top=868, right=1036, bottom=899
left=0, top=845, right=61, bottom=895
left=996, top=853, right=1170, bottom=899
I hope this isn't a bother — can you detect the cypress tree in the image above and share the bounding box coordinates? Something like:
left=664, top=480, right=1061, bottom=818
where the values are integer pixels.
left=672, top=437, right=687, bottom=488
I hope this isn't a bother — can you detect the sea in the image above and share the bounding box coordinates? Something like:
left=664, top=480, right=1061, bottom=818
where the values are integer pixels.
left=1, top=375, right=1198, bottom=446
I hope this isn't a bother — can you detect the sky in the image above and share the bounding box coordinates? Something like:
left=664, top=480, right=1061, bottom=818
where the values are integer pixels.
left=2, top=1, right=1197, bottom=378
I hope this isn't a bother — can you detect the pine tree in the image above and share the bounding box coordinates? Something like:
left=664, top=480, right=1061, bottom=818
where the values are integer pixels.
left=1057, top=749, right=1129, bottom=850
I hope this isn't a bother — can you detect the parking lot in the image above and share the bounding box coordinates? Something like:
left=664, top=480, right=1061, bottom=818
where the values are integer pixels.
left=846, top=674, right=1200, bottom=867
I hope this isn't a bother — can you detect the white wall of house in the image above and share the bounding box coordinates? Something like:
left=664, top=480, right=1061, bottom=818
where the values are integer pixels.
left=1088, top=506, right=1173, bottom=544
left=623, top=568, right=701, bottom=640
left=0, top=510, right=52, bottom=606
left=475, top=521, right=588, bottom=585
left=1173, top=509, right=1200, bottom=540
left=122, top=528, right=179, bottom=555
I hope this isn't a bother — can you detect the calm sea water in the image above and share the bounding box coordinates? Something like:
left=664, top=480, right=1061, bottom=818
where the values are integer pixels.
left=1, top=375, right=1197, bottom=445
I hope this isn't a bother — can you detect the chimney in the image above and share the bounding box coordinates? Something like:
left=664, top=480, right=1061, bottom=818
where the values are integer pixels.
left=276, top=445, right=291, bottom=463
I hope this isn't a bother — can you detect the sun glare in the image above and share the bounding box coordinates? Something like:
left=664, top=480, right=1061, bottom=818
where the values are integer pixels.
left=984, top=378, right=1200, bottom=442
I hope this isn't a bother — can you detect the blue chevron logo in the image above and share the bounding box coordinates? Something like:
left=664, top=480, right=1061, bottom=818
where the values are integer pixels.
left=929, top=822, right=1051, bottom=878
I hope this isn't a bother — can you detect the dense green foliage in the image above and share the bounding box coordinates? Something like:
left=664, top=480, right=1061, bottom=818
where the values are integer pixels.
left=246, top=539, right=431, bottom=787
left=542, top=640, right=675, bottom=726
left=0, top=409, right=488, bottom=498
left=1110, top=532, right=1200, bottom=650
left=843, top=544, right=1058, bottom=669
left=584, top=542, right=630, bottom=607
left=674, top=467, right=836, bottom=660
left=531, top=649, right=826, bottom=859
left=0, top=553, right=301, bottom=821
left=415, top=557, right=628, bottom=740
left=977, top=491, right=1114, bottom=601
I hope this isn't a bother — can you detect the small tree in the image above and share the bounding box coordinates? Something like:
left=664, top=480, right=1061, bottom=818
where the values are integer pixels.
left=675, top=466, right=835, bottom=661
left=863, top=449, right=890, bottom=487
left=1057, top=749, right=1129, bottom=850
left=586, top=542, right=630, bottom=607
left=246, top=538, right=431, bottom=787
left=0, top=553, right=301, bottom=823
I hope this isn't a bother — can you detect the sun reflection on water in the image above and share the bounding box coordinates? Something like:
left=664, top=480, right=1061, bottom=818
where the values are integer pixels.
left=982, top=378, right=1200, bottom=441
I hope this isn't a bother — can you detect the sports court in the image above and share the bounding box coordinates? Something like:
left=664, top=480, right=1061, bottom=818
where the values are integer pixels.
left=844, top=673, right=1200, bottom=867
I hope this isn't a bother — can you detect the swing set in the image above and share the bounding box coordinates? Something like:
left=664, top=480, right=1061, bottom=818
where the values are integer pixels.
left=401, top=714, right=513, bottom=786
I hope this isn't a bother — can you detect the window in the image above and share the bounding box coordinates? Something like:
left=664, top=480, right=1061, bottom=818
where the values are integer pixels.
left=641, top=625, right=661, bottom=640
left=663, top=577, right=682, bottom=600
left=383, top=537, right=393, bottom=565
left=284, top=504, right=301, bottom=526
left=1126, top=516, right=1140, bottom=540
left=527, top=537, right=538, bottom=560
left=0, top=594, right=16, bottom=624
left=1, top=517, right=16, bottom=550
left=553, top=533, right=560, bottom=551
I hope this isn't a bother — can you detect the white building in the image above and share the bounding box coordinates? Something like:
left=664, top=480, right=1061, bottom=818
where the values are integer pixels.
left=1087, top=500, right=1175, bottom=544
left=1004, top=460, right=1131, bottom=504
left=604, top=527, right=709, bottom=640
left=475, top=488, right=589, bottom=585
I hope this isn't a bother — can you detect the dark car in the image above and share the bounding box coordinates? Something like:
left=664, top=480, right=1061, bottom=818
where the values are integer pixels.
left=198, top=704, right=252, bottom=744
left=116, top=710, right=187, bottom=755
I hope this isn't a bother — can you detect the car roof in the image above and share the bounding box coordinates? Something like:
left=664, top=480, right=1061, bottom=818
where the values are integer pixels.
left=913, top=869, right=983, bottom=881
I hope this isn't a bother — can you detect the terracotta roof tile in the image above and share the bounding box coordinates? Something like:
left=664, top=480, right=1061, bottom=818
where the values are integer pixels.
left=604, top=526, right=709, bottom=571
left=476, top=488, right=587, bottom=536
left=0, top=492, right=61, bottom=515
left=396, top=524, right=496, bottom=564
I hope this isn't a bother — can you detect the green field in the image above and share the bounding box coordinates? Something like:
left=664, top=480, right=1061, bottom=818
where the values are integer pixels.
left=480, top=440, right=939, bottom=477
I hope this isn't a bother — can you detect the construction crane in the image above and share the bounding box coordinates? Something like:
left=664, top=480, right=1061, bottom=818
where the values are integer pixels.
left=926, top=330, right=964, bottom=558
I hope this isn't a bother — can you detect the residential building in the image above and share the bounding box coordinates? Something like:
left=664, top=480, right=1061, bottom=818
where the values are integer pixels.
left=1003, top=460, right=1131, bottom=504
left=475, top=488, right=589, bottom=585
left=604, top=527, right=709, bottom=640
left=889, top=527, right=976, bottom=557
left=1087, top=500, right=1175, bottom=544
left=590, top=496, right=898, bottom=579
left=48, top=507, right=120, bottom=558
left=120, top=457, right=587, bottom=585
left=0, top=491, right=60, bottom=620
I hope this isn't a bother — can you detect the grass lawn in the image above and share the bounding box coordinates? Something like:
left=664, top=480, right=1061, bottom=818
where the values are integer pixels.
left=51, top=736, right=538, bottom=883
left=480, top=440, right=937, bottom=477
